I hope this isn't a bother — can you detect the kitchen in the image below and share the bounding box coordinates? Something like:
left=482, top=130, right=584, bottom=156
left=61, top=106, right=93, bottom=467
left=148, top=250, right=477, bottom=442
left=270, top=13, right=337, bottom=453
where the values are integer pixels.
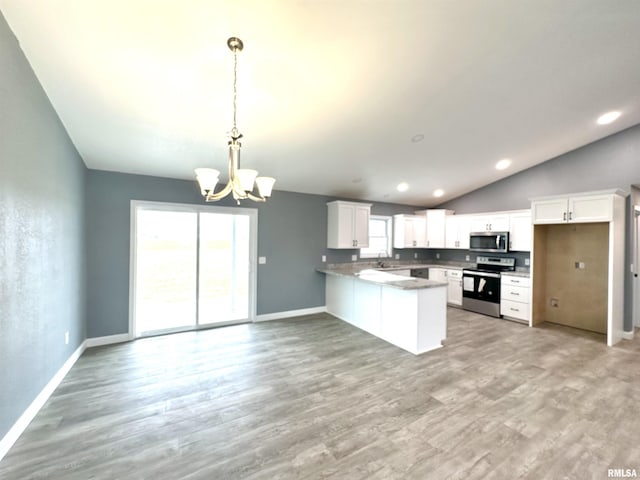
left=3, top=2, right=640, bottom=478
left=318, top=190, right=626, bottom=352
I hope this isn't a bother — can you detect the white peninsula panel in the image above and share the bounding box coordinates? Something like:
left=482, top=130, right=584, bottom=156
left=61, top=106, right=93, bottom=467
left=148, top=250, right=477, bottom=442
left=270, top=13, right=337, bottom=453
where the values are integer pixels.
left=321, top=268, right=447, bottom=355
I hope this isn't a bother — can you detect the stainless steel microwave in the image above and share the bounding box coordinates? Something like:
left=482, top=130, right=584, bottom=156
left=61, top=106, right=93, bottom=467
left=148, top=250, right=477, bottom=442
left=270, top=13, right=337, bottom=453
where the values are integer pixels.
left=469, top=231, right=509, bottom=253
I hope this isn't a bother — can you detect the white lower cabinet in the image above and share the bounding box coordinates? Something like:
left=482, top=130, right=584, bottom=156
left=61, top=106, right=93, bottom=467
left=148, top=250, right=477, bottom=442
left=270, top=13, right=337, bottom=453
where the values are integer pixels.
left=429, top=268, right=447, bottom=283
left=500, top=274, right=530, bottom=323
left=446, top=269, right=462, bottom=306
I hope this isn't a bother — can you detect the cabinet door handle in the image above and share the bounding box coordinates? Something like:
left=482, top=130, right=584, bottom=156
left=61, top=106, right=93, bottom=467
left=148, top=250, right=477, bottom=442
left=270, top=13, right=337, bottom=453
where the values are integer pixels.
left=563, top=212, right=567, bottom=221
left=510, top=307, right=520, bottom=312
left=569, top=211, right=572, bottom=221
left=511, top=291, right=519, bottom=296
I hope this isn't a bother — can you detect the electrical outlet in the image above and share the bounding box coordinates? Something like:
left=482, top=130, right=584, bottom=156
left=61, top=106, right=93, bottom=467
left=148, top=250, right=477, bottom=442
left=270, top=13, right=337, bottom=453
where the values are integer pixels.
left=395, top=254, right=400, bottom=260
left=436, top=253, right=440, bottom=259
left=550, top=298, right=559, bottom=308
left=525, top=258, right=530, bottom=266
left=258, top=256, right=267, bottom=264
left=65, top=331, right=69, bottom=345
left=321, top=255, right=326, bottom=263
left=351, top=254, right=358, bottom=261
left=414, top=253, right=418, bottom=259
left=465, top=255, right=470, bottom=261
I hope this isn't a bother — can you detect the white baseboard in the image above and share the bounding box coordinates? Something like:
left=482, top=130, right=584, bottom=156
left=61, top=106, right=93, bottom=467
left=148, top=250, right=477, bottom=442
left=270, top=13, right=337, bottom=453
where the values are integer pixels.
left=255, top=306, right=327, bottom=322
left=622, top=330, right=635, bottom=340
left=85, top=333, right=132, bottom=348
left=0, top=341, right=86, bottom=462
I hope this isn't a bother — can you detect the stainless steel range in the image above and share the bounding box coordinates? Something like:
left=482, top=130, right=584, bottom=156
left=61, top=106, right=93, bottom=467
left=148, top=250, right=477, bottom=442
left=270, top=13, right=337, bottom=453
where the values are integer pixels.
left=462, top=256, right=515, bottom=317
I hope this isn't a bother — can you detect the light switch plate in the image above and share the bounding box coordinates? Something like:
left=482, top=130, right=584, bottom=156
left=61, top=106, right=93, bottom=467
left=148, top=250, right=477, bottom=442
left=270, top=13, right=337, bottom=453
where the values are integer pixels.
left=395, top=254, right=400, bottom=260
left=351, top=254, right=358, bottom=261
left=258, top=256, right=266, bottom=264
left=322, top=255, right=326, bottom=263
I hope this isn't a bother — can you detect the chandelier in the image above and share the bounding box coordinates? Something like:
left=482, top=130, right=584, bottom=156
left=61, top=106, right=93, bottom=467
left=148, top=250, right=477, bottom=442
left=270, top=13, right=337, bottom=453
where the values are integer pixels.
left=195, top=37, right=275, bottom=203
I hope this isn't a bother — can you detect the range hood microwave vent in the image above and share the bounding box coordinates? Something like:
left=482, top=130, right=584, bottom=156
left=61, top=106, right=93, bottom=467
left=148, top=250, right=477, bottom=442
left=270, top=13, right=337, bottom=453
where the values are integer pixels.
left=469, top=231, right=509, bottom=253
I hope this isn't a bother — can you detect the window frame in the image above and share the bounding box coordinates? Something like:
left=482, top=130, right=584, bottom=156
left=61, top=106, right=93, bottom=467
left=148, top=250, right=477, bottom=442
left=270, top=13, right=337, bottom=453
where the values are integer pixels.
left=359, top=215, right=393, bottom=259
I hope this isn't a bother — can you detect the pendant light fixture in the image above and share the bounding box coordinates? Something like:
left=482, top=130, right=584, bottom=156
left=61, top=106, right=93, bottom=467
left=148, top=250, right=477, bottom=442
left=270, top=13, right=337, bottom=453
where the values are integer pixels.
left=195, top=37, right=275, bottom=203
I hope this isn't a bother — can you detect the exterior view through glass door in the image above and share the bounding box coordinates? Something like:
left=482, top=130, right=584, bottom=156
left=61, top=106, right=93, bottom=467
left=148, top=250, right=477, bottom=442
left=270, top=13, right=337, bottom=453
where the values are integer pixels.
left=132, top=202, right=257, bottom=337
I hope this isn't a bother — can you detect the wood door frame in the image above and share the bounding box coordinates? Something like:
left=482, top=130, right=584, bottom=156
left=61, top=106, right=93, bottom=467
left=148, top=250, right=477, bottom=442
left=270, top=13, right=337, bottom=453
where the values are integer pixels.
left=634, top=205, right=640, bottom=328
left=128, top=200, right=258, bottom=339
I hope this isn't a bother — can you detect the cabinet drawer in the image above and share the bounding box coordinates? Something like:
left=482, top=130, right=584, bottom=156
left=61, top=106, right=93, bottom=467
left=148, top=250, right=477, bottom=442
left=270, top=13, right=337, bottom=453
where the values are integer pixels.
left=446, top=269, right=462, bottom=279
left=501, top=299, right=530, bottom=321
left=501, top=275, right=530, bottom=287
left=501, top=285, right=529, bottom=303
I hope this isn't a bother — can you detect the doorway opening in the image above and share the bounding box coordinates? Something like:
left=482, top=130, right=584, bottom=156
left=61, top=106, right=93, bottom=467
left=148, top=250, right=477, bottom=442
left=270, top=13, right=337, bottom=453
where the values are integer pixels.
left=130, top=201, right=257, bottom=338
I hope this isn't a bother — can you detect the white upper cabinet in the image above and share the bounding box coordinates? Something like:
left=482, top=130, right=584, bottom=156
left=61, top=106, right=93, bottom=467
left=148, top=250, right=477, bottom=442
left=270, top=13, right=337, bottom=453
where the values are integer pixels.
left=469, top=214, right=510, bottom=232
left=531, top=191, right=619, bottom=224
left=508, top=210, right=532, bottom=251
left=424, top=209, right=453, bottom=248
left=327, top=201, right=372, bottom=248
left=530, top=198, right=567, bottom=224
left=393, top=215, right=427, bottom=248
left=445, top=215, right=471, bottom=249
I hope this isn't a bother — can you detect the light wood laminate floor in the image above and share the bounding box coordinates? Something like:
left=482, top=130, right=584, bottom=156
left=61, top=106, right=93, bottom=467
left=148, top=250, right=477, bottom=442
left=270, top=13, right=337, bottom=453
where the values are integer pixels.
left=2, top=308, right=640, bottom=479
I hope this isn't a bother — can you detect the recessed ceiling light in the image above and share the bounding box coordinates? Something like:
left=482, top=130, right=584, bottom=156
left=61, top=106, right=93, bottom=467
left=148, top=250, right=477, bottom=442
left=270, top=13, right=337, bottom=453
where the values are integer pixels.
left=411, top=134, right=425, bottom=143
left=495, top=158, right=512, bottom=170
left=397, top=182, right=409, bottom=192
left=433, top=189, right=444, bottom=197
left=597, top=111, right=621, bottom=125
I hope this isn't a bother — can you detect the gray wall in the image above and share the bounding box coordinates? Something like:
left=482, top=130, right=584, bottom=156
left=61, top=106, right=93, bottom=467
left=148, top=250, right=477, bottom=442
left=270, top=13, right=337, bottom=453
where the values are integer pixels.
left=439, top=124, right=640, bottom=213
left=439, top=124, right=640, bottom=330
left=0, top=12, right=86, bottom=440
left=85, top=170, right=419, bottom=337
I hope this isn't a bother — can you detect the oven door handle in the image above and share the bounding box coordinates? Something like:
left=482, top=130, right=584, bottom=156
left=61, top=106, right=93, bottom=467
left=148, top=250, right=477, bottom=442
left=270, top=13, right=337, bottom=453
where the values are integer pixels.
left=463, top=271, right=501, bottom=279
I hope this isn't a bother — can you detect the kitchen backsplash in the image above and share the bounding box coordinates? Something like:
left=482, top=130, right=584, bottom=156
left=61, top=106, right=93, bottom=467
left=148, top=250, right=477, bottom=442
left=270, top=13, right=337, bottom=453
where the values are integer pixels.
left=324, top=248, right=530, bottom=269
left=423, top=249, right=530, bottom=269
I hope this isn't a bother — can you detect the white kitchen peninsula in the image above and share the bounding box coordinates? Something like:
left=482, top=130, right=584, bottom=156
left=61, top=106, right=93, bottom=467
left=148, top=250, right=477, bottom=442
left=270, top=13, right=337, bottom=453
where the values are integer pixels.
left=318, top=267, right=448, bottom=355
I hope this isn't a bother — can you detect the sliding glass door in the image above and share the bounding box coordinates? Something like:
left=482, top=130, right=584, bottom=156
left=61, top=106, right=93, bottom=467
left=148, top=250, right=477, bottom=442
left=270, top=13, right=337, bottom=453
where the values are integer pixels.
left=198, top=212, right=250, bottom=325
left=131, top=202, right=257, bottom=337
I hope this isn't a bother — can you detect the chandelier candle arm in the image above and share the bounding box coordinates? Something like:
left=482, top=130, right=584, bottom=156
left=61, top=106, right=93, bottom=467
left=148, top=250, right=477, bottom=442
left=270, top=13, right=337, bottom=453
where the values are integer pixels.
left=194, top=37, right=275, bottom=203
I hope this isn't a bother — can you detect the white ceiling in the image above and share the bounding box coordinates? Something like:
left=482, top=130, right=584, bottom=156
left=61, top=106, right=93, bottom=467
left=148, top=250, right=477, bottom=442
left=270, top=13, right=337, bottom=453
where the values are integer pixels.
left=2, top=1, right=640, bottom=206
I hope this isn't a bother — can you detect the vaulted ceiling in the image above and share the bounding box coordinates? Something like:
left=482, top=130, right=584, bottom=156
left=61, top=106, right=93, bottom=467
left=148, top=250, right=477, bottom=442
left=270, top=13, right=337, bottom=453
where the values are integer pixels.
left=2, top=1, right=640, bottom=206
